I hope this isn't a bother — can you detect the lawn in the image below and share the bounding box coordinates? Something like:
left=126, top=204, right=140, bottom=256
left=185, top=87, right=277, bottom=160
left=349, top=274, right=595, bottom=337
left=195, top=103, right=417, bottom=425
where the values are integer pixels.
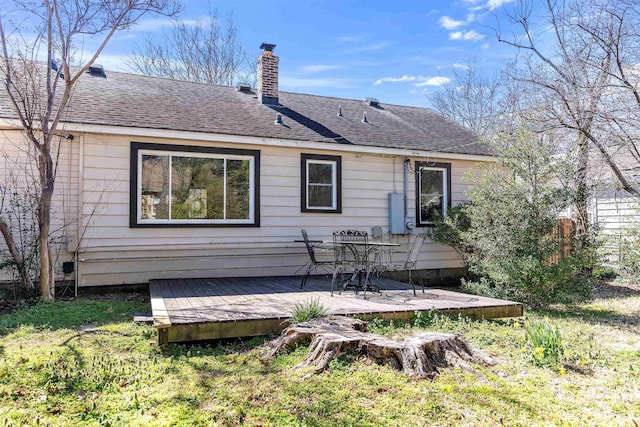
left=0, top=282, right=639, bottom=426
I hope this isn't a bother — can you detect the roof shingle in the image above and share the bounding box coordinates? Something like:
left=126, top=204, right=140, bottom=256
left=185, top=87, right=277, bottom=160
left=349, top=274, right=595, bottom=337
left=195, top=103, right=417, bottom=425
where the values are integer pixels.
left=1, top=69, right=489, bottom=156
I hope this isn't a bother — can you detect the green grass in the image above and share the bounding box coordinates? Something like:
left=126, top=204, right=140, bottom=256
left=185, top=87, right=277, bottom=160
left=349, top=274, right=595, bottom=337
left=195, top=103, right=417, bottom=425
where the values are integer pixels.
left=288, top=298, right=329, bottom=324
left=1, top=283, right=639, bottom=426
left=524, top=319, right=564, bottom=368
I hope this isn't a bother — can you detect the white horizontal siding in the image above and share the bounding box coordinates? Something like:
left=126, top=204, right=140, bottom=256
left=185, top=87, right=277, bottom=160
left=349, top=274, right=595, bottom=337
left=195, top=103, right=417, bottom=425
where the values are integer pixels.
left=0, top=129, right=79, bottom=279
left=593, top=196, right=639, bottom=265
left=596, top=199, right=638, bottom=231
left=73, top=134, right=486, bottom=286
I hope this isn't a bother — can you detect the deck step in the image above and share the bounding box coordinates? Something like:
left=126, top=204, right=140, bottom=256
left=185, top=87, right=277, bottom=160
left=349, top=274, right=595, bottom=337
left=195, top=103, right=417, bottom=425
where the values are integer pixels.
left=133, top=311, right=154, bottom=323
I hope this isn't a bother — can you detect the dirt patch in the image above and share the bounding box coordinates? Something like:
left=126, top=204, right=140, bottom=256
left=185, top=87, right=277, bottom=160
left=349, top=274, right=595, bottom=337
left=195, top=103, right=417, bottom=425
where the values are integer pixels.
left=72, top=291, right=149, bottom=303
left=592, top=280, right=640, bottom=299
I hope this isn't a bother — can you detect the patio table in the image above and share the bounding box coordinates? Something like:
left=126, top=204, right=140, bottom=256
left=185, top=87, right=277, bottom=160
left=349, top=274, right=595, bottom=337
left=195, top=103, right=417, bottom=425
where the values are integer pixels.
left=324, top=240, right=400, bottom=295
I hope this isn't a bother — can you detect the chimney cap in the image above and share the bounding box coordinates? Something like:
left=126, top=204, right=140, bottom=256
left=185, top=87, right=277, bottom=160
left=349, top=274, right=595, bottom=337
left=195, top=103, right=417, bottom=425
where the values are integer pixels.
left=260, top=42, right=276, bottom=52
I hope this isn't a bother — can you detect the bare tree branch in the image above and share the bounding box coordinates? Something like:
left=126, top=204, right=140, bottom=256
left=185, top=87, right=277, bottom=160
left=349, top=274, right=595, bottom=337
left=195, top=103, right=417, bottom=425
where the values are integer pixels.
left=128, top=5, right=255, bottom=86
left=425, top=61, right=503, bottom=139
left=0, top=0, right=181, bottom=298
left=495, top=0, right=640, bottom=244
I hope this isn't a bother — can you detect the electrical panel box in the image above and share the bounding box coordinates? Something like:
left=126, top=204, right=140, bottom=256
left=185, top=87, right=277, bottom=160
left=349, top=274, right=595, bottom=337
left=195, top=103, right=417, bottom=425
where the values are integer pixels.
left=388, top=192, right=406, bottom=234
left=66, top=234, right=77, bottom=253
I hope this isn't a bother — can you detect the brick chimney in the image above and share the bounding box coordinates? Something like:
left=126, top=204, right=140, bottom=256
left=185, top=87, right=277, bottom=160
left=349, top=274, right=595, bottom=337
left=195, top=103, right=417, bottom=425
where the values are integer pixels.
left=258, top=42, right=278, bottom=105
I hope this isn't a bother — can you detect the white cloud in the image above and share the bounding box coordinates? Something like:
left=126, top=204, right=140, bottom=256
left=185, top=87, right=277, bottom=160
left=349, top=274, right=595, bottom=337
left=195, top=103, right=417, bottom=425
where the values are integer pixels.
left=337, top=35, right=363, bottom=43
left=481, top=42, right=491, bottom=50
left=486, top=0, right=516, bottom=10
left=126, top=17, right=175, bottom=32
left=375, top=75, right=453, bottom=87
left=280, top=76, right=357, bottom=90
left=414, top=77, right=451, bottom=87
left=439, top=16, right=465, bottom=30
left=449, top=30, right=485, bottom=41
left=452, top=63, right=470, bottom=70
left=354, top=41, right=392, bottom=52
left=124, top=15, right=212, bottom=34
left=300, top=64, right=341, bottom=74
left=464, top=30, right=484, bottom=40
left=374, top=75, right=417, bottom=85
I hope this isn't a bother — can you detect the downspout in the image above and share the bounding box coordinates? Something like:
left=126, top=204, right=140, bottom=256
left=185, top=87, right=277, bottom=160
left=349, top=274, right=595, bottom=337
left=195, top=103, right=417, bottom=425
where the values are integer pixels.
left=64, top=133, right=78, bottom=298
left=404, top=158, right=413, bottom=233
left=75, top=134, right=84, bottom=296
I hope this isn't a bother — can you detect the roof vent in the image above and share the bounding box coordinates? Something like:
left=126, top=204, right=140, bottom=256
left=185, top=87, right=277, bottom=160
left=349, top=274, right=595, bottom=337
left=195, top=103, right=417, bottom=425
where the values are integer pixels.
left=50, top=60, right=64, bottom=79
left=365, top=97, right=379, bottom=107
left=362, top=112, right=368, bottom=123
left=337, top=105, right=343, bottom=117
left=275, top=113, right=284, bottom=125
left=86, top=64, right=106, bottom=78
left=236, top=82, right=252, bottom=92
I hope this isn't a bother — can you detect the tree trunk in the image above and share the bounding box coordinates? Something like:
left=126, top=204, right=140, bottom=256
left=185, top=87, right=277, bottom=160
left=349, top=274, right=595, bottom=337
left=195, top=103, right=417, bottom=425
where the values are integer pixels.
left=38, top=151, right=55, bottom=300
left=38, top=224, right=54, bottom=300
left=0, top=216, right=35, bottom=291
left=265, top=317, right=496, bottom=379
left=574, top=133, right=590, bottom=251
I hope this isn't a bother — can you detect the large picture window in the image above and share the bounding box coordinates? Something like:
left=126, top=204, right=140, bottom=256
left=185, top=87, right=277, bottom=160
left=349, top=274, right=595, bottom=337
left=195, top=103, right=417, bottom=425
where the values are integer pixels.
left=301, top=154, right=342, bottom=213
left=130, top=142, right=260, bottom=227
left=415, top=161, right=451, bottom=226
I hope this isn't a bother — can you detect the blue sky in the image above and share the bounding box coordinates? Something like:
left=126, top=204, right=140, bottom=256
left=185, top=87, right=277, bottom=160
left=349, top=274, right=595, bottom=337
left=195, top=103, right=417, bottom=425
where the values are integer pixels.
left=98, top=0, right=521, bottom=108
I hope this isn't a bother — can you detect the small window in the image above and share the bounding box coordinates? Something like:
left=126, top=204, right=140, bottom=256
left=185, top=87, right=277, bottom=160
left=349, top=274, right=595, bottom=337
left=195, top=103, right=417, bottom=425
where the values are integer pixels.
left=301, top=154, right=342, bottom=213
left=130, top=142, right=260, bottom=227
left=415, top=161, right=451, bottom=226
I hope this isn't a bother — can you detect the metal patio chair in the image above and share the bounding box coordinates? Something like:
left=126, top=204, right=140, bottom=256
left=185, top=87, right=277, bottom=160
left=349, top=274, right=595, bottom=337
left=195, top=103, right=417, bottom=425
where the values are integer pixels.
left=376, top=232, right=427, bottom=296
left=299, top=229, right=334, bottom=288
left=330, top=229, right=373, bottom=296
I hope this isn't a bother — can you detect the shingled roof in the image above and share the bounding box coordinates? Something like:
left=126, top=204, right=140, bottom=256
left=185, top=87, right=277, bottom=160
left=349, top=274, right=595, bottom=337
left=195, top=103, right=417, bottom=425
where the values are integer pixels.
left=1, top=68, right=488, bottom=156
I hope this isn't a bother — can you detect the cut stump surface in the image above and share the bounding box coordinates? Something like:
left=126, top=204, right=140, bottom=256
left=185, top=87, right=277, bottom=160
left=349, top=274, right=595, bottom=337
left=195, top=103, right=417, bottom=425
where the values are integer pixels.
left=265, top=316, right=496, bottom=379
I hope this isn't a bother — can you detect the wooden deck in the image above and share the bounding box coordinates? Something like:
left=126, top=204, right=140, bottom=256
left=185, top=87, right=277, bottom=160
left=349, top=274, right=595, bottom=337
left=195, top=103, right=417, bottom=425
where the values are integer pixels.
left=149, top=276, right=523, bottom=344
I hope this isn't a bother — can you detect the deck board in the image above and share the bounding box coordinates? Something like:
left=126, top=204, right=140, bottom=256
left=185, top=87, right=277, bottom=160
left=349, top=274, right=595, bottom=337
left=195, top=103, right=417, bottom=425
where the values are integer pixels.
left=149, top=276, right=523, bottom=343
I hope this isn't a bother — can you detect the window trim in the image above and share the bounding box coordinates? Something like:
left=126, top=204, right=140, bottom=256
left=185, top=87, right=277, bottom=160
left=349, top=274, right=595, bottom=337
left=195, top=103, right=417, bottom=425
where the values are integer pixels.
left=300, top=153, right=342, bottom=213
left=415, top=161, right=451, bottom=227
left=130, top=142, right=260, bottom=228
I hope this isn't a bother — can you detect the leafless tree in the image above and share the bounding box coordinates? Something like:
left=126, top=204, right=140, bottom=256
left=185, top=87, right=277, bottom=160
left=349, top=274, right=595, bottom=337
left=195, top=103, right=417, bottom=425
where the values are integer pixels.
left=128, top=6, right=256, bottom=86
left=425, top=61, right=504, bottom=139
left=0, top=0, right=181, bottom=299
left=0, top=141, right=40, bottom=292
left=495, top=0, right=640, bottom=241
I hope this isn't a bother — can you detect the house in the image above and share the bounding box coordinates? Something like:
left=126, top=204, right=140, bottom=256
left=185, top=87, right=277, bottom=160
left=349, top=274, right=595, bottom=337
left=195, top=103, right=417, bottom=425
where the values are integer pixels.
left=559, top=150, right=640, bottom=269
left=589, top=186, right=639, bottom=267
left=0, top=43, right=494, bottom=289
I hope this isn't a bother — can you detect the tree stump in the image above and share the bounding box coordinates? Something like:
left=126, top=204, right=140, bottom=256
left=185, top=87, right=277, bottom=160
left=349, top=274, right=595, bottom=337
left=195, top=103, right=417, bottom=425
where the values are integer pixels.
left=264, top=316, right=496, bottom=379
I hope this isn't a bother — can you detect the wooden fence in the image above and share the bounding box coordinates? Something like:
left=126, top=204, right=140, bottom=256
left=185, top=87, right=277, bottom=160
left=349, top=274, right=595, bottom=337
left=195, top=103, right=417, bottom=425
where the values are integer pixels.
left=549, top=218, right=576, bottom=264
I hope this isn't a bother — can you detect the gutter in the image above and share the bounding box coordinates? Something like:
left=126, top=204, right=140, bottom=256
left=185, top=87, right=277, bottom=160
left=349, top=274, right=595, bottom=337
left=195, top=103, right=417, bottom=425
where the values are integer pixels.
left=0, top=119, right=496, bottom=163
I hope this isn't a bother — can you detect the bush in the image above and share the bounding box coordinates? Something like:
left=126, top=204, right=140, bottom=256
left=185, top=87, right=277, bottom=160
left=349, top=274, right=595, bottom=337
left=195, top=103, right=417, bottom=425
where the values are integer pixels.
left=427, top=204, right=475, bottom=275
left=613, top=219, right=640, bottom=281
left=429, top=129, right=598, bottom=308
